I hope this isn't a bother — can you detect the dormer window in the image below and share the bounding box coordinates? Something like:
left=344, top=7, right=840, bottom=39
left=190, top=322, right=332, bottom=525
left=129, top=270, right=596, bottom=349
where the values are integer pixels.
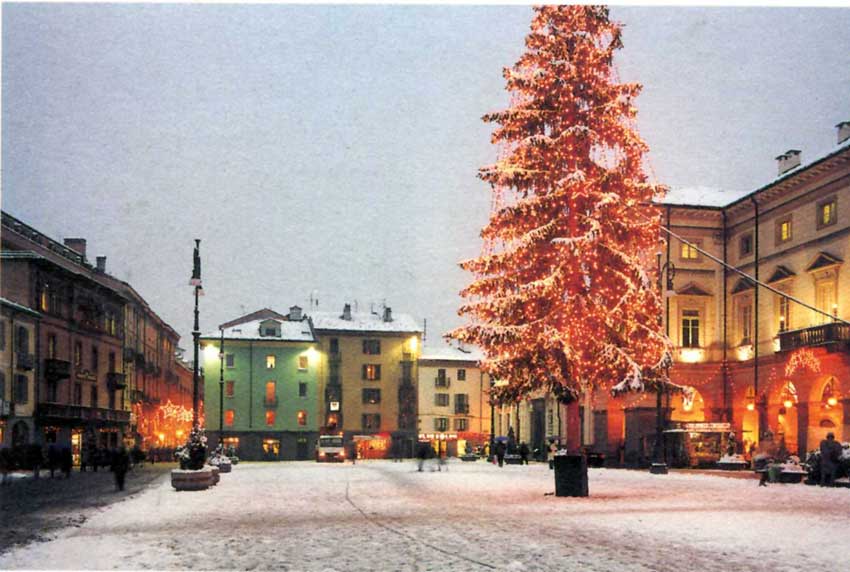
left=259, top=319, right=281, bottom=337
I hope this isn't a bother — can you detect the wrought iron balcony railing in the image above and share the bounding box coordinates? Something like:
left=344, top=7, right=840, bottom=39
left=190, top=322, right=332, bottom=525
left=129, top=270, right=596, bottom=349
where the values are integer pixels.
left=778, top=323, right=850, bottom=352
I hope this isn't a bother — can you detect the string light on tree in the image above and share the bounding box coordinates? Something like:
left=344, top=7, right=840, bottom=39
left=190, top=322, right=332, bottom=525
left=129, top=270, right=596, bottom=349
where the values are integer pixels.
left=448, top=6, right=670, bottom=407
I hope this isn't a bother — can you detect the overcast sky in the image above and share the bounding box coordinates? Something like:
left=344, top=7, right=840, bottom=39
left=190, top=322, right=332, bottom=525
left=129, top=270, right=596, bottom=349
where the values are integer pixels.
left=3, top=4, right=849, bottom=347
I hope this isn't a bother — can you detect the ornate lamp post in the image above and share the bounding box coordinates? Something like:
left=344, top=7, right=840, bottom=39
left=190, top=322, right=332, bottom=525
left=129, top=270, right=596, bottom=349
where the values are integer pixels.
left=190, top=239, right=203, bottom=428
left=652, top=253, right=676, bottom=474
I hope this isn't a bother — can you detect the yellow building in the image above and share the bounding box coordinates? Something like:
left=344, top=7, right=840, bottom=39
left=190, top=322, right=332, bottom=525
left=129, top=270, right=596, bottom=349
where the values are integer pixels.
left=311, top=304, right=422, bottom=458
left=0, top=297, right=40, bottom=447
left=417, top=343, right=491, bottom=457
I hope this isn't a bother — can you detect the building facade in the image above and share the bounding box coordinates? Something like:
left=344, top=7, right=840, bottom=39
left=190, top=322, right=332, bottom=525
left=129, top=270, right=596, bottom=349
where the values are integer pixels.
left=417, top=343, right=491, bottom=457
left=496, top=121, right=850, bottom=467
left=201, top=307, right=320, bottom=461
left=312, top=304, right=422, bottom=459
left=0, top=298, right=41, bottom=447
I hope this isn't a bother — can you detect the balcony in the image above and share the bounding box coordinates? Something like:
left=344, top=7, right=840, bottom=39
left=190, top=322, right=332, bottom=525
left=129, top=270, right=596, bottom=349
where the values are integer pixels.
left=264, top=396, right=279, bottom=408
left=435, top=376, right=451, bottom=389
left=37, top=402, right=131, bottom=424
left=0, top=399, right=11, bottom=417
left=107, top=372, right=127, bottom=390
left=16, top=352, right=35, bottom=371
left=778, top=323, right=850, bottom=352
left=44, top=358, right=71, bottom=380
left=454, top=403, right=470, bottom=415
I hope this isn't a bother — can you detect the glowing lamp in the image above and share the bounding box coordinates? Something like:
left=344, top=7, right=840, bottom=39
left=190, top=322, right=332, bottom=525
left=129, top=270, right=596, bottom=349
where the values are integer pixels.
left=158, top=432, right=166, bottom=442
left=746, top=402, right=755, bottom=412
left=176, top=429, right=184, bottom=438
left=827, top=396, right=838, bottom=407
left=678, top=348, right=704, bottom=364
left=409, top=336, right=419, bottom=353
left=203, top=344, right=220, bottom=361
left=783, top=399, right=793, bottom=409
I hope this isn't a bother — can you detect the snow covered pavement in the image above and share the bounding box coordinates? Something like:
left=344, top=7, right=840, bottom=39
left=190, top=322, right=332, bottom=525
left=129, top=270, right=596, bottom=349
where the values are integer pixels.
left=2, top=461, right=848, bottom=571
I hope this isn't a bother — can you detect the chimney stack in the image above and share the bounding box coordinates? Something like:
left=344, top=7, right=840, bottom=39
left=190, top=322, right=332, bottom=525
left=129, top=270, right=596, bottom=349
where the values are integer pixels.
left=341, top=303, right=352, bottom=321
left=288, top=305, right=302, bottom=321
left=383, top=306, right=393, bottom=322
left=96, top=256, right=107, bottom=273
left=63, top=238, right=87, bottom=258
left=775, top=149, right=801, bottom=176
left=837, top=121, right=850, bottom=145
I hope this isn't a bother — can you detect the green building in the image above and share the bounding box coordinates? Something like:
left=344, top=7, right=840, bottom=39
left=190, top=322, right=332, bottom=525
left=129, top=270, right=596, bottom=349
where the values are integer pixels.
left=201, top=307, right=319, bottom=461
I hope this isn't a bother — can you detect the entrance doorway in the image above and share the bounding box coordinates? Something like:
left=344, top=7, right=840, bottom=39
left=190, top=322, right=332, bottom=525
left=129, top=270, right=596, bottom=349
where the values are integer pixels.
left=262, top=439, right=280, bottom=460
left=71, top=430, right=83, bottom=466
left=296, top=437, right=309, bottom=460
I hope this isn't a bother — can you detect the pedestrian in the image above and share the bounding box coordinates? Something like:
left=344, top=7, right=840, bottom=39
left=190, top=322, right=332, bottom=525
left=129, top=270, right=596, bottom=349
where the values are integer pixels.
left=0, top=447, right=12, bottom=486
left=495, top=440, right=507, bottom=468
left=519, top=442, right=530, bottom=465
left=111, top=445, right=130, bottom=492
left=47, top=442, right=60, bottom=478
left=60, top=446, right=73, bottom=479
left=416, top=441, right=430, bottom=472
left=349, top=442, right=358, bottom=465
left=548, top=439, right=558, bottom=470
left=819, top=432, right=842, bottom=487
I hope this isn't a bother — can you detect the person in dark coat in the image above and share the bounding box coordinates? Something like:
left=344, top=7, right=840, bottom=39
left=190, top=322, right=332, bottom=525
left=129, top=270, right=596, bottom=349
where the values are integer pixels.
left=495, top=440, right=507, bottom=468
left=111, top=445, right=130, bottom=491
left=349, top=442, right=358, bottom=465
left=60, top=446, right=73, bottom=479
left=819, top=432, right=842, bottom=487
left=519, top=442, right=530, bottom=465
left=416, top=441, right=431, bottom=472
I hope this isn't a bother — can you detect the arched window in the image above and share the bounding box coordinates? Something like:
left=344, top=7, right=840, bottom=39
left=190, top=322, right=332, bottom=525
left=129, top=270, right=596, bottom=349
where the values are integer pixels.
left=822, top=378, right=839, bottom=408
left=16, top=326, right=29, bottom=353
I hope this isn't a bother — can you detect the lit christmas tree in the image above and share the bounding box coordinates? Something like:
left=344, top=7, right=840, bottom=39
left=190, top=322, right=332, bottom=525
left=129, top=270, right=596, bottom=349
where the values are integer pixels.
left=450, top=6, right=671, bottom=411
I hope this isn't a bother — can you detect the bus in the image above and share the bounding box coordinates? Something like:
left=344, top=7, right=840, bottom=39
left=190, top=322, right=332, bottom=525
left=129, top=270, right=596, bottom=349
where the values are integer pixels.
left=316, top=434, right=346, bottom=462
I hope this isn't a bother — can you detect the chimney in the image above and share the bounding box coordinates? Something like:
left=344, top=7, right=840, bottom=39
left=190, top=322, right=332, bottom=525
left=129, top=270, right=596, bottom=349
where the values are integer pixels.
left=63, top=238, right=87, bottom=258
left=341, top=303, right=352, bottom=321
left=775, top=149, right=801, bottom=176
left=837, top=121, right=850, bottom=145
left=383, top=306, right=393, bottom=322
left=288, top=305, right=302, bottom=321
left=95, top=256, right=107, bottom=273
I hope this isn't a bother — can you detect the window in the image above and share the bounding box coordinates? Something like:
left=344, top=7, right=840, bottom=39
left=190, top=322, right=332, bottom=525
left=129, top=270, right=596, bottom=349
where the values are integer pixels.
left=401, top=362, right=413, bottom=385
left=740, top=233, right=753, bottom=257
left=362, top=339, right=381, bottom=355
left=16, top=327, right=29, bottom=353
left=47, top=380, right=58, bottom=402
left=297, top=410, right=307, bottom=426
left=225, top=354, right=235, bottom=368
left=265, top=381, right=276, bottom=403
left=680, top=241, right=699, bottom=260
left=225, top=380, right=235, bottom=397
left=47, top=334, right=57, bottom=359
left=73, top=342, right=82, bottom=367
left=90, top=385, right=98, bottom=408
left=329, top=338, right=339, bottom=355
left=91, top=347, right=99, bottom=372
left=14, top=375, right=28, bottom=403
left=0, top=372, right=4, bottom=400
left=455, top=394, right=470, bottom=414
left=224, top=409, right=235, bottom=426
left=362, top=364, right=381, bottom=381
left=362, top=388, right=381, bottom=404
left=457, top=369, right=466, bottom=381
left=73, top=383, right=82, bottom=405
left=362, top=414, right=381, bottom=430
left=108, top=352, right=116, bottom=373
left=0, top=322, right=5, bottom=351
left=776, top=217, right=792, bottom=244
left=778, top=295, right=790, bottom=332
left=740, top=303, right=753, bottom=345
left=263, top=327, right=277, bottom=337
left=435, top=393, right=449, bottom=407
left=434, top=418, right=448, bottom=431
left=815, top=280, right=837, bottom=325
left=436, top=368, right=448, bottom=387
left=298, top=382, right=307, bottom=398
left=266, top=355, right=276, bottom=369
left=265, top=410, right=276, bottom=426
left=681, top=310, right=700, bottom=348
left=105, top=312, right=117, bottom=336
left=298, top=356, right=308, bottom=370
left=108, top=389, right=115, bottom=410
left=817, top=197, right=837, bottom=229
left=454, top=418, right=468, bottom=431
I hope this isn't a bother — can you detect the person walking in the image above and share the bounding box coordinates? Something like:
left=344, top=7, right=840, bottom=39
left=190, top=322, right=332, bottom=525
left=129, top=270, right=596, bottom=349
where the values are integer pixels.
left=60, top=446, right=73, bottom=479
left=819, top=432, right=842, bottom=487
left=495, top=440, right=507, bottom=468
left=416, top=441, right=430, bottom=472
left=111, top=445, right=130, bottom=492
left=349, top=441, right=358, bottom=465
left=548, top=439, right=558, bottom=470
left=519, top=442, right=530, bottom=465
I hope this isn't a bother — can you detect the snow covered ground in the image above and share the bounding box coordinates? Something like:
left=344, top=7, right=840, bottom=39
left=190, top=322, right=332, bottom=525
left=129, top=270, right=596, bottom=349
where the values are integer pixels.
left=2, top=460, right=848, bottom=571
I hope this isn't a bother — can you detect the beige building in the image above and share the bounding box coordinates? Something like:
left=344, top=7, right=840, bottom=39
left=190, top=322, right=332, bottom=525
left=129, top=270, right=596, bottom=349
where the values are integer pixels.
left=311, top=304, right=422, bottom=458
left=417, top=342, right=491, bottom=457
left=0, top=298, right=40, bottom=447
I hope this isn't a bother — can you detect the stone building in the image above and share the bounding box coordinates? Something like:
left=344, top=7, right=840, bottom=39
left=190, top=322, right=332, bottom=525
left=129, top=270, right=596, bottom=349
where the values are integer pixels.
left=0, top=297, right=41, bottom=447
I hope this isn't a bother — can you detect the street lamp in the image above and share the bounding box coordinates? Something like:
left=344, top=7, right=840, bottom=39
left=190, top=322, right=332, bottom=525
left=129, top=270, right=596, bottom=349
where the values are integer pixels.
left=219, top=327, right=225, bottom=449
left=652, top=253, right=676, bottom=475
left=190, top=239, right=203, bottom=429
left=489, top=378, right=496, bottom=461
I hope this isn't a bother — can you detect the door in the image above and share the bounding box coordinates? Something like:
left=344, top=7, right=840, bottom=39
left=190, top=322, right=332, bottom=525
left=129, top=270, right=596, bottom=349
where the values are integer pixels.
left=296, top=437, right=309, bottom=460
left=531, top=399, right=546, bottom=459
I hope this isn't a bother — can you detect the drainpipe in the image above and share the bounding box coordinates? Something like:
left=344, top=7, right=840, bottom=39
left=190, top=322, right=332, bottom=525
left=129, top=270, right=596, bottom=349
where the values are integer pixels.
left=751, top=197, right=762, bottom=443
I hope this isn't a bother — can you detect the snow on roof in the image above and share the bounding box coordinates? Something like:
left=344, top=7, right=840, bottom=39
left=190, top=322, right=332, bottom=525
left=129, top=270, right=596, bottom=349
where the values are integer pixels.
left=0, top=297, right=41, bottom=317
left=655, top=186, right=748, bottom=208
left=420, top=343, right=485, bottom=363
left=202, top=318, right=315, bottom=342
left=310, top=310, right=421, bottom=333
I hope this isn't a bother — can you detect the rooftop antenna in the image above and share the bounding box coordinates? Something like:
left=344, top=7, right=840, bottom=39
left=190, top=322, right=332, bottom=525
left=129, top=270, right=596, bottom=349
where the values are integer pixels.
left=423, top=318, right=427, bottom=343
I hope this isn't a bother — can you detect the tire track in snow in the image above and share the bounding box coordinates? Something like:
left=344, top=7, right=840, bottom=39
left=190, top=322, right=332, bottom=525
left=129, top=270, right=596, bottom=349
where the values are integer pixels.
left=344, top=478, right=497, bottom=570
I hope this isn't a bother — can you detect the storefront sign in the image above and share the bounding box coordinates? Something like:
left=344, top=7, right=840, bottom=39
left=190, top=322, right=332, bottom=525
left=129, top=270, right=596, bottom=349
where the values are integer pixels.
left=329, top=401, right=340, bottom=412
left=418, top=433, right=458, bottom=441
left=680, top=422, right=731, bottom=433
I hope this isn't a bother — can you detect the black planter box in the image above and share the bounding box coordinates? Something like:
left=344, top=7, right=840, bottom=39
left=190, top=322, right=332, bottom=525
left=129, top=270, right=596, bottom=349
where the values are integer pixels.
left=554, top=454, right=588, bottom=497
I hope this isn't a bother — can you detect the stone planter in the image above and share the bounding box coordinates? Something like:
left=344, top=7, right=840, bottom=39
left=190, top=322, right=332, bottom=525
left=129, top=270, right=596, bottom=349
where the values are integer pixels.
left=171, top=467, right=213, bottom=491
left=218, top=461, right=232, bottom=473
left=208, top=465, right=220, bottom=485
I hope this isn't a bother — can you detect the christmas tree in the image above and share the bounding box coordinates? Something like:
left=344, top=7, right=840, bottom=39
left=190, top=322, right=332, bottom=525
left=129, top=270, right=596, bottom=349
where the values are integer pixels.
left=450, top=6, right=670, bottom=408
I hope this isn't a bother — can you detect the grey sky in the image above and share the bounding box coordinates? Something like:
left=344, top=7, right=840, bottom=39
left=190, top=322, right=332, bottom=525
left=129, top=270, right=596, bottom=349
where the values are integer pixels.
left=3, top=5, right=849, bottom=347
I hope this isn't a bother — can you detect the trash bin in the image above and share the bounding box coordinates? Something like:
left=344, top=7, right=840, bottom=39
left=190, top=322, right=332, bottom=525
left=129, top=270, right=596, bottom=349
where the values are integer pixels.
left=553, top=454, right=588, bottom=497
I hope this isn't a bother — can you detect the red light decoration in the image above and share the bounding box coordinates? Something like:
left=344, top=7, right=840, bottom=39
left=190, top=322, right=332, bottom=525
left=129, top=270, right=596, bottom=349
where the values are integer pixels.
left=784, top=349, right=821, bottom=377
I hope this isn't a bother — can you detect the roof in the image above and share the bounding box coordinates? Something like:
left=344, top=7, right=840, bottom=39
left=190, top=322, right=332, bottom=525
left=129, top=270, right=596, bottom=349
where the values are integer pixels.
left=201, top=317, right=315, bottom=342
left=220, top=308, right=289, bottom=329
left=310, top=310, right=422, bottom=334
left=0, top=297, right=41, bottom=317
left=420, top=343, right=484, bottom=363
